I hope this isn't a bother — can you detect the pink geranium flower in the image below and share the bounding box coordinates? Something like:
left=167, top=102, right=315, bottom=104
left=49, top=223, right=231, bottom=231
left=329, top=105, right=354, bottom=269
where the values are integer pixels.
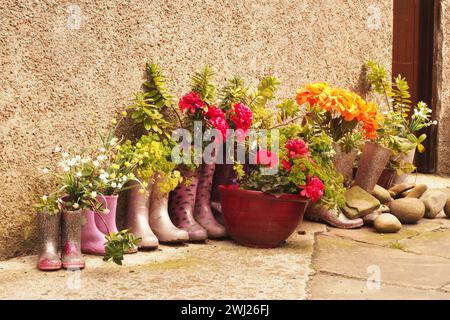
left=285, top=138, right=309, bottom=158
left=256, top=149, right=279, bottom=169
left=179, top=92, right=206, bottom=114
left=299, top=175, right=324, bottom=202
left=230, top=103, right=252, bottom=139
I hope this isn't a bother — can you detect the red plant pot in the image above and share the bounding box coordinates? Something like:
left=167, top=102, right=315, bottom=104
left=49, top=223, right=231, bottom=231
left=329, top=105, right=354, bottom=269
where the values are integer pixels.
left=219, top=186, right=310, bottom=248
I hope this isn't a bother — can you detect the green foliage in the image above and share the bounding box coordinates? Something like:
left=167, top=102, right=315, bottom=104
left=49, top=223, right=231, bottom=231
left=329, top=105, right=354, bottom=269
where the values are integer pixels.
left=103, top=230, right=141, bottom=266
left=366, top=60, right=391, bottom=96
left=129, top=62, right=172, bottom=134
left=219, top=76, right=249, bottom=110
left=34, top=195, right=60, bottom=215
left=247, top=76, right=280, bottom=129
left=276, top=99, right=299, bottom=124
left=191, top=65, right=217, bottom=105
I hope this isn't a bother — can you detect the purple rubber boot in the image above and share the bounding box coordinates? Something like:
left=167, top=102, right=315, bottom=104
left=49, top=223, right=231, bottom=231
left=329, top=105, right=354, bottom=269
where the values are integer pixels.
left=194, top=163, right=227, bottom=238
left=81, top=209, right=106, bottom=256
left=169, top=169, right=208, bottom=242
left=95, top=195, right=119, bottom=235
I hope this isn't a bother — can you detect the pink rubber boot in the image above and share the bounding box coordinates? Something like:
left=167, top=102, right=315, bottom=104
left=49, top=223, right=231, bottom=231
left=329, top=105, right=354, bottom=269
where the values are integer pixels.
left=95, top=195, right=119, bottom=235
left=81, top=208, right=106, bottom=255
left=194, top=163, right=227, bottom=238
left=125, top=181, right=159, bottom=249
left=169, top=170, right=208, bottom=241
left=149, top=174, right=189, bottom=243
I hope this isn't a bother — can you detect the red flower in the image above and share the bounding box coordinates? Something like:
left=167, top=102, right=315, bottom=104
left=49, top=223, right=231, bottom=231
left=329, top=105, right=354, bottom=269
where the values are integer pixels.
left=256, top=149, right=279, bottom=169
left=285, top=138, right=309, bottom=158
left=281, top=159, right=292, bottom=172
left=299, top=175, right=324, bottom=202
left=230, top=103, right=252, bottom=137
left=179, top=92, right=206, bottom=114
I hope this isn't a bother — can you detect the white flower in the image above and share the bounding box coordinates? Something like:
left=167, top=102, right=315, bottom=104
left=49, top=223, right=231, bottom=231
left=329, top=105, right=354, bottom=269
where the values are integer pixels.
left=41, top=195, right=48, bottom=201
left=72, top=203, right=79, bottom=209
left=90, top=191, right=97, bottom=199
left=121, top=176, right=128, bottom=182
left=93, top=160, right=99, bottom=167
left=117, top=183, right=122, bottom=189
left=111, top=182, right=117, bottom=188
left=63, top=166, right=70, bottom=172
left=67, top=158, right=77, bottom=166
left=433, top=120, right=438, bottom=125
left=81, top=157, right=90, bottom=164
left=41, top=168, right=50, bottom=174
left=54, top=146, right=62, bottom=153
left=62, top=152, right=69, bottom=158
left=76, top=171, right=82, bottom=177
left=97, top=154, right=107, bottom=162
left=99, top=147, right=106, bottom=153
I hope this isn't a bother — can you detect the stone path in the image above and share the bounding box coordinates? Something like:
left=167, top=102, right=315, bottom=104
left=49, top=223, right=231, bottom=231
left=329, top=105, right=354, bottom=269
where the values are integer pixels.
left=0, top=174, right=449, bottom=299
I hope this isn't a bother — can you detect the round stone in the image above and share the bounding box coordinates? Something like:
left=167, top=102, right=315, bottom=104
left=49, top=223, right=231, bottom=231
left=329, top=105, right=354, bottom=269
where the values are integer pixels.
left=389, top=198, right=425, bottom=224
left=420, top=190, right=447, bottom=219
left=374, top=214, right=402, bottom=233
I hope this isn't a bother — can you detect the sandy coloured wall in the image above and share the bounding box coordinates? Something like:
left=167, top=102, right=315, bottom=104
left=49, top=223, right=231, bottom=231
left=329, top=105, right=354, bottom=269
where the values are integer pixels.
left=438, top=1, right=450, bottom=173
left=0, top=0, right=393, bottom=259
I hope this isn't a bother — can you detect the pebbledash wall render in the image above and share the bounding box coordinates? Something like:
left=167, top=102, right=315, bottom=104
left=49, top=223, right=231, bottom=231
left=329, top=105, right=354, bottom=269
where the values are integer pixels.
left=0, top=0, right=444, bottom=260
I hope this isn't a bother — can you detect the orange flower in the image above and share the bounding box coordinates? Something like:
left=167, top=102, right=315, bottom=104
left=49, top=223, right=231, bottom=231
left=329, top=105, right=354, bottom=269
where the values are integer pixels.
left=296, top=82, right=329, bottom=106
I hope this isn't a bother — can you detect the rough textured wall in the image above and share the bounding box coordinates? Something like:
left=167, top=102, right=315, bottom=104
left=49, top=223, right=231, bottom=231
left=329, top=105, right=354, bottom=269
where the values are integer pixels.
left=438, top=1, right=450, bottom=173
left=0, top=0, right=393, bottom=259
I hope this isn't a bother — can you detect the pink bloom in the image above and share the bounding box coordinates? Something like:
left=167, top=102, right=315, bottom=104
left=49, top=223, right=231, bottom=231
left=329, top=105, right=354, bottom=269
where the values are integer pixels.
left=205, top=106, right=225, bottom=119
left=179, top=92, right=206, bottom=114
left=209, top=116, right=229, bottom=142
left=299, top=176, right=324, bottom=202
left=285, top=138, right=309, bottom=158
left=256, top=149, right=279, bottom=169
left=281, top=159, right=292, bottom=172
left=230, top=103, right=252, bottom=137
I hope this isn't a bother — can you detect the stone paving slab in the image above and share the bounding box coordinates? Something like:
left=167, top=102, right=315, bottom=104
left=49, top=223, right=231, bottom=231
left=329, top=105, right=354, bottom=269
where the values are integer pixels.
left=308, top=273, right=450, bottom=300
left=0, top=223, right=318, bottom=300
left=310, top=234, right=450, bottom=290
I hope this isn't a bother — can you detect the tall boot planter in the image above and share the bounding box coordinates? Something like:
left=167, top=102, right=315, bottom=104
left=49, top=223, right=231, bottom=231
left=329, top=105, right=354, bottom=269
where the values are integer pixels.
left=37, top=211, right=62, bottom=271
left=169, top=168, right=208, bottom=241
left=354, top=141, right=392, bottom=193
left=377, top=168, right=397, bottom=190
left=211, top=163, right=237, bottom=217
left=194, top=163, right=227, bottom=238
left=149, top=174, right=189, bottom=243
left=61, top=209, right=85, bottom=269
left=394, top=148, right=416, bottom=184
left=332, top=143, right=358, bottom=185
left=125, top=181, right=159, bottom=249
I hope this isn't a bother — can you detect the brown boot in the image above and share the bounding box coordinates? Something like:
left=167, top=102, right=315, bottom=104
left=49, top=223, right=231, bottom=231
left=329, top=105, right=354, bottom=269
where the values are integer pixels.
left=305, top=203, right=363, bottom=229
left=37, top=211, right=62, bottom=271
left=125, top=181, right=159, bottom=249
left=149, top=174, right=189, bottom=243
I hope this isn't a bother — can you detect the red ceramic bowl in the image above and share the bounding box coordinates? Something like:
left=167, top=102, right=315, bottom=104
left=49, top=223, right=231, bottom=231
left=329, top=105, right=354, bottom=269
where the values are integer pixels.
left=219, top=186, right=310, bottom=248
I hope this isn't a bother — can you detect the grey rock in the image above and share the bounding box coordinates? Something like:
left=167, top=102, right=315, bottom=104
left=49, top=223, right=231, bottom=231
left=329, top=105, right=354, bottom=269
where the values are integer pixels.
left=420, top=190, right=447, bottom=219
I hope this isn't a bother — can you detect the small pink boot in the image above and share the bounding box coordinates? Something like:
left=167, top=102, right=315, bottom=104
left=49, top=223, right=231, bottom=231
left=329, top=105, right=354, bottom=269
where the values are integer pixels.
left=95, top=195, right=119, bottom=235
left=37, top=211, right=62, bottom=271
left=194, top=163, right=227, bottom=238
left=81, top=209, right=106, bottom=255
left=169, top=169, right=208, bottom=242
left=62, top=209, right=85, bottom=269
